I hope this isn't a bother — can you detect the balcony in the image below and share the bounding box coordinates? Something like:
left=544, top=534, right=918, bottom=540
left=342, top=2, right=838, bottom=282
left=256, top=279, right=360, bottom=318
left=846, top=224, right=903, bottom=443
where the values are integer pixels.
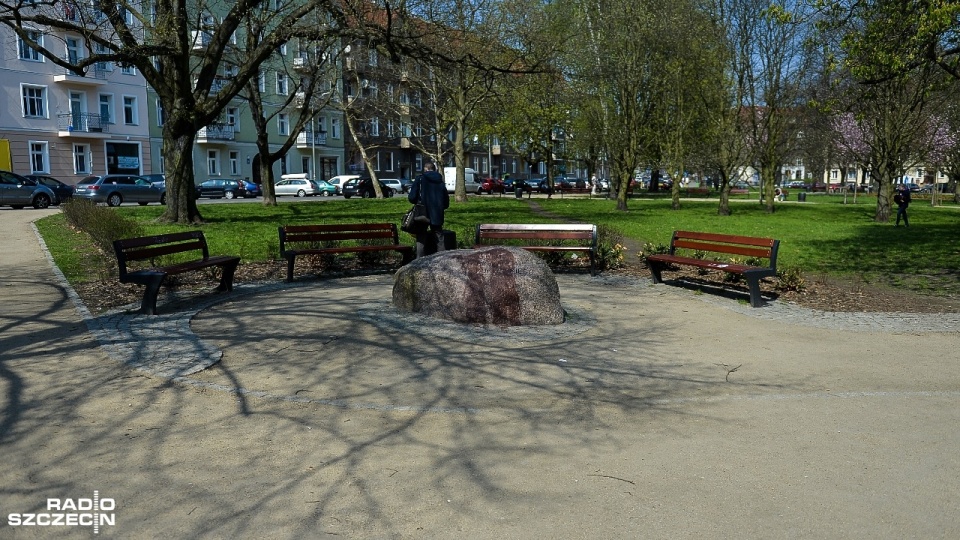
left=197, top=124, right=235, bottom=142
left=293, top=54, right=311, bottom=72
left=53, top=63, right=108, bottom=86
left=57, top=113, right=110, bottom=138
left=296, top=131, right=327, bottom=148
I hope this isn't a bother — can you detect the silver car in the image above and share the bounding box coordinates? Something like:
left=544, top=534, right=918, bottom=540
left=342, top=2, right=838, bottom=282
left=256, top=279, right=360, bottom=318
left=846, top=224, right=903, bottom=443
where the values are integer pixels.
left=74, top=174, right=166, bottom=207
left=0, top=170, right=57, bottom=209
left=274, top=178, right=318, bottom=197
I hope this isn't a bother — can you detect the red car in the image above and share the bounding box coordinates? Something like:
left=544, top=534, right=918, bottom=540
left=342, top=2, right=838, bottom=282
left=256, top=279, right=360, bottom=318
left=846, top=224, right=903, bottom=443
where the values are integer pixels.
left=478, top=177, right=505, bottom=194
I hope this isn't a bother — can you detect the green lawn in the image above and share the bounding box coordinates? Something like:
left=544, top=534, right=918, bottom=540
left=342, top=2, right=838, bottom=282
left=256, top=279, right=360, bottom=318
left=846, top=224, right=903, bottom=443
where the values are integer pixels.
left=36, top=195, right=960, bottom=295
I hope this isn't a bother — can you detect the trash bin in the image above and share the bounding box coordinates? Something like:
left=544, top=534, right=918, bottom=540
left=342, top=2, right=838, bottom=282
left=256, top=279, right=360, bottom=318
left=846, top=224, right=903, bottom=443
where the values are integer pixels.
left=515, top=186, right=523, bottom=199
left=798, top=192, right=807, bottom=202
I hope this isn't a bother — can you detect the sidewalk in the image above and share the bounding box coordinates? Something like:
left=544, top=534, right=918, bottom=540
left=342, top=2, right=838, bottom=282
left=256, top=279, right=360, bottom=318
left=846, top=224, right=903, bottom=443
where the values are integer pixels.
left=2, top=207, right=959, bottom=538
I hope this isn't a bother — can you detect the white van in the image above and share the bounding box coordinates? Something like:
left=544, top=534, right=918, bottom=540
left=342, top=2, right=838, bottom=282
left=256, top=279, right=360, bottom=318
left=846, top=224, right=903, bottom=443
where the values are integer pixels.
left=443, top=167, right=479, bottom=194
left=327, top=174, right=360, bottom=195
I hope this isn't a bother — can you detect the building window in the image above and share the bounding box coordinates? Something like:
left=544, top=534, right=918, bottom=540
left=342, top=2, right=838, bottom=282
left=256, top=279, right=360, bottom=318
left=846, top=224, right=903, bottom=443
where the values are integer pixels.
left=278, top=113, right=289, bottom=136
left=415, top=154, right=423, bottom=171
left=21, top=85, right=46, bottom=118
left=156, top=99, right=166, bottom=126
left=276, top=72, right=288, bottom=95
left=258, top=71, right=265, bottom=92
left=207, top=150, right=219, bottom=175
left=122, top=96, right=138, bottom=124
left=225, top=107, right=239, bottom=127
left=331, top=118, right=340, bottom=138
left=66, top=37, right=81, bottom=64
left=229, top=151, right=240, bottom=175
left=368, top=48, right=378, bottom=66
left=370, top=117, right=379, bottom=136
left=99, top=94, right=114, bottom=124
left=18, top=30, right=43, bottom=61
left=73, top=144, right=90, bottom=174
left=120, top=63, right=136, bottom=75
left=29, top=142, right=49, bottom=173
left=385, top=151, right=394, bottom=172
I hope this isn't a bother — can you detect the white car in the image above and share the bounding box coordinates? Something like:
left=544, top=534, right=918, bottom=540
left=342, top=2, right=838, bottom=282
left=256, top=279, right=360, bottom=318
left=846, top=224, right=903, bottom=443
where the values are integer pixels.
left=327, top=174, right=360, bottom=195
left=274, top=178, right=318, bottom=197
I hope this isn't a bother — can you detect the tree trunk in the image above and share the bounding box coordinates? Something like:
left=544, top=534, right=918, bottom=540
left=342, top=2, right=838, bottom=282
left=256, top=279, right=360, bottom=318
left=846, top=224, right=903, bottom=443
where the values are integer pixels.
left=158, top=131, right=203, bottom=224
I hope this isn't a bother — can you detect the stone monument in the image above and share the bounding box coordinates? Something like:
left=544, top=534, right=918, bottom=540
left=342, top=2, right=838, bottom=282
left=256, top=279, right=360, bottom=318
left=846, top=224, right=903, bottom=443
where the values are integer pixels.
left=392, top=246, right=564, bottom=325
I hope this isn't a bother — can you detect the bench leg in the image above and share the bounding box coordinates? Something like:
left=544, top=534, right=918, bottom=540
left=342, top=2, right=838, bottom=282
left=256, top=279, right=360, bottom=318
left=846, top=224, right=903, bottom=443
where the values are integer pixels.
left=589, top=251, right=597, bottom=276
left=400, top=249, right=414, bottom=266
left=746, top=276, right=764, bottom=307
left=285, top=255, right=297, bottom=283
left=649, top=262, right=664, bottom=284
left=218, top=261, right=239, bottom=292
left=138, top=275, right=165, bottom=315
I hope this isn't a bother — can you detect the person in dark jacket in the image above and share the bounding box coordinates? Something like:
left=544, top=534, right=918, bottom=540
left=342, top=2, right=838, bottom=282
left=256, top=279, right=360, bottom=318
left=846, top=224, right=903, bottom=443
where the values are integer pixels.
left=894, top=184, right=911, bottom=227
left=408, top=162, right=450, bottom=255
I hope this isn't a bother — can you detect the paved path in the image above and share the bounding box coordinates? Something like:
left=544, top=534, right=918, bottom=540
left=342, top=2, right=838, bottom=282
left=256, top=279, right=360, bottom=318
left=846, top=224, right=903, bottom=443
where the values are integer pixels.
left=1, top=207, right=959, bottom=538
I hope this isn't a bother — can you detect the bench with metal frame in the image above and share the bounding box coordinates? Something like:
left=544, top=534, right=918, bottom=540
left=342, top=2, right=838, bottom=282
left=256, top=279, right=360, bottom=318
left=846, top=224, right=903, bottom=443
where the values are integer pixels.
left=646, top=230, right=780, bottom=307
left=113, top=231, right=240, bottom=315
left=278, top=223, right=415, bottom=282
left=474, top=223, right=598, bottom=276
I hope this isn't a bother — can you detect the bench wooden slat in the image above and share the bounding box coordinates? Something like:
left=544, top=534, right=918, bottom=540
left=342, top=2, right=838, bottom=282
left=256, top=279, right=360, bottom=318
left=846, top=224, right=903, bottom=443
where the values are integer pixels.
left=474, top=223, right=598, bottom=275
left=671, top=239, right=773, bottom=259
left=647, top=230, right=780, bottom=308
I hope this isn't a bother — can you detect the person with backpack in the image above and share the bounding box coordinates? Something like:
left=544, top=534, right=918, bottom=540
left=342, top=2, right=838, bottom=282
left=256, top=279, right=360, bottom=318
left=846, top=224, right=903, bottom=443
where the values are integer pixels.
left=894, top=184, right=911, bottom=226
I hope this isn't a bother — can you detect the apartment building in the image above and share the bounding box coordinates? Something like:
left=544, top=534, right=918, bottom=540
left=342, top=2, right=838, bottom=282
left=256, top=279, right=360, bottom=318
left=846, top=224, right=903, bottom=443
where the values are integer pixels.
left=0, top=14, right=152, bottom=183
left=145, top=35, right=347, bottom=185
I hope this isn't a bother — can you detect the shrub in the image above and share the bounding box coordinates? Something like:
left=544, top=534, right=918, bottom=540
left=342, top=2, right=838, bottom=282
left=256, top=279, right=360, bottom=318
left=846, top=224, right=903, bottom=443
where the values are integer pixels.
left=596, top=224, right=626, bottom=271
left=776, top=266, right=806, bottom=292
left=639, top=241, right=670, bottom=265
left=61, top=199, right=143, bottom=256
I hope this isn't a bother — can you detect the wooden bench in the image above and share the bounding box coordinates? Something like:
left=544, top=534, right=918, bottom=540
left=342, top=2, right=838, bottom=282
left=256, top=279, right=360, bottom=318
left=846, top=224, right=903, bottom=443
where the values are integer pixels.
left=113, top=231, right=240, bottom=315
left=646, top=230, right=780, bottom=307
left=474, top=223, right=598, bottom=275
left=279, top=223, right=414, bottom=282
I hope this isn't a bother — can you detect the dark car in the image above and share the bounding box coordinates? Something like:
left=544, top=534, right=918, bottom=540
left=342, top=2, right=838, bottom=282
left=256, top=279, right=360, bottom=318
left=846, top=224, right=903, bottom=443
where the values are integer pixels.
left=342, top=178, right=395, bottom=199
left=0, top=170, right=57, bottom=209
left=23, top=174, right=74, bottom=204
left=399, top=178, right=414, bottom=193
left=196, top=178, right=247, bottom=199
left=74, top=174, right=166, bottom=206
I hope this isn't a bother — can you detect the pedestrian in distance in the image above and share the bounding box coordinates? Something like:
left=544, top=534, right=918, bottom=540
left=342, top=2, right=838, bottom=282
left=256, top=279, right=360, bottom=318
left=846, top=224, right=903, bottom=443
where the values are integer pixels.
left=408, top=162, right=450, bottom=256
left=894, top=184, right=911, bottom=227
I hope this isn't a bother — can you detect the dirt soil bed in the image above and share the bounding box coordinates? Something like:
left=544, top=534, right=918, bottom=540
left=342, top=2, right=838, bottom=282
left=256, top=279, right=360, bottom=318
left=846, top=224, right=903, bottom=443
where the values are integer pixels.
left=72, top=258, right=959, bottom=316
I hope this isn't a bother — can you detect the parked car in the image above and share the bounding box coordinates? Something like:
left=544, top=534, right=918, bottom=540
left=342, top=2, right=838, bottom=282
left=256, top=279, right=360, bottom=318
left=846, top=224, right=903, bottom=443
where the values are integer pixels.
left=399, top=178, right=414, bottom=193
left=274, top=178, right=318, bottom=197
left=902, top=182, right=921, bottom=192
left=597, top=178, right=610, bottom=191
left=73, top=174, right=166, bottom=206
left=0, top=170, right=57, bottom=209
left=313, top=179, right=337, bottom=196
left=919, top=183, right=953, bottom=194
left=327, top=174, right=360, bottom=195
left=341, top=177, right=395, bottom=199
left=786, top=180, right=809, bottom=190
left=23, top=174, right=74, bottom=204
left=242, top=180, right=262, bottom=197
left=478, top=176, right=505, bottom=194
left=142, top=173, right=166, bottom=188
left=196, top=178, right=247, bottom=199
left=380, top=179, right=404, bottom=195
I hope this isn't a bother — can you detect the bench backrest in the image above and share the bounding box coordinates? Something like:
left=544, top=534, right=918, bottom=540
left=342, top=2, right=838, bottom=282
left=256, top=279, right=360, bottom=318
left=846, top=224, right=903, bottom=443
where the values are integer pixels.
left=475, top=223, right=597, bottom=246
left=669, top=230, right=779, bottom=269
left=279, top=223, right=400, bottom=250
left=113, top=231, right=210, bottom=276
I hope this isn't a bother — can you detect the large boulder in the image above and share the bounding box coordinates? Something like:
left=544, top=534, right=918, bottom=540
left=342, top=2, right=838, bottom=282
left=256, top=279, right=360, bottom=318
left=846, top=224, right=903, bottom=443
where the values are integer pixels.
left=392, top=247, right=564, bottom=325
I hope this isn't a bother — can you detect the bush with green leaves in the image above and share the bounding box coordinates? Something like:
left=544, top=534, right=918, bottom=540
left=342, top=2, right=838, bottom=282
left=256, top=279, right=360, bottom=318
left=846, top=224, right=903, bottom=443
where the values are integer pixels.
left=776, top=266, right=806, bottom=292
left=61, top=199, right=144, bottom=256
